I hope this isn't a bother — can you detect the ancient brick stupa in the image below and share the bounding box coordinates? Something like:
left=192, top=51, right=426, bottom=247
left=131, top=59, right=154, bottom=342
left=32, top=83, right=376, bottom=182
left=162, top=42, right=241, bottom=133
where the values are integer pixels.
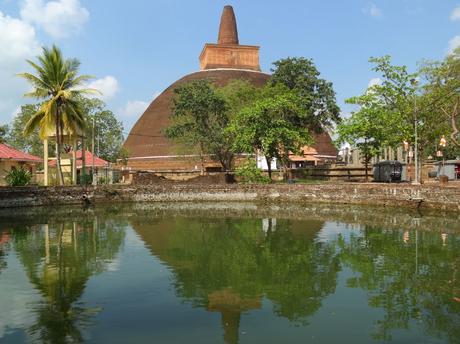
left=123, top=6, right=270, bottom=171
left=123, top=5, right=336, bottom=171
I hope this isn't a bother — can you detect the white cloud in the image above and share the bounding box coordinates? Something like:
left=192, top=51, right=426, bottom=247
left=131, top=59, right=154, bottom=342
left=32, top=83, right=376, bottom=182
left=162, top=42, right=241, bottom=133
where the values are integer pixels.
left=368, top=77, right=382, bottom=88
left=0, top=12, right=39, bottom=64
left=0, top=0, right=91, bottom=125
left=362, top=3, right=382, bottom=18
left=447, top=35, right=460, bottom=55
left=86, top=76, right=119, bottom=100
left=20, top=0, right=89, bottom=39
left=0, top=11, right=40, bottom=124
left=450, top=6, right=460, bottom=21
left=119, top=100, right=150, bottom=118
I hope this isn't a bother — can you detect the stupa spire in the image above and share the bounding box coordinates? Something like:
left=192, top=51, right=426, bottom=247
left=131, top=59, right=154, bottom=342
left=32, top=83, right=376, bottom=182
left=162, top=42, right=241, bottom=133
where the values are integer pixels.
left=199, top=5, right=260, bottom=71
left=217, top=5, right=239, bottom=45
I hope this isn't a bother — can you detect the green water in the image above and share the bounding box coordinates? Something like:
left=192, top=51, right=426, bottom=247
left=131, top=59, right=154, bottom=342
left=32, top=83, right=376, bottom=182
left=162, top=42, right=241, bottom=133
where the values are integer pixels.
left=0, top=203, right=459, bottom=344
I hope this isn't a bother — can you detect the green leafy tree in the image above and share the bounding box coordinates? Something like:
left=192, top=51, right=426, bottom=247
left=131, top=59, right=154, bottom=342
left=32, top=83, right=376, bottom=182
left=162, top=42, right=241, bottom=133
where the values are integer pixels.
left=337, top=107, right=384, bottom=181
left=337, top=56, right=420, bottom=179
left=79, top=97, right=124, bottom=162
left=229, top=86, right=311, bottom=179
left=235, top=158, right=270, bottom=184
left=166, top=80, right=236, bottom=171
left=420, top=48, right=460, bottom=156
left=18, top=45, right=96, bottom=185
left=6, top=104, right=45, bottom=157
left=0, top=125, right=8, bottom=144
left=117, top=147, right=130, bottom=166
left=347, top=56, right=416, bottom=147
left=270, top=57, right=340, bottom=131
left=343, top=55, right=459, bottom=168
left=166, top=80, right=227, bottom=171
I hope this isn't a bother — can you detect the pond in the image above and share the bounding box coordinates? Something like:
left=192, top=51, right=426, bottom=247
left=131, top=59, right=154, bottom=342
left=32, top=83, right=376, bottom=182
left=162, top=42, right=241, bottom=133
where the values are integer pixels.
left=0, top=203, right=459, bottom=344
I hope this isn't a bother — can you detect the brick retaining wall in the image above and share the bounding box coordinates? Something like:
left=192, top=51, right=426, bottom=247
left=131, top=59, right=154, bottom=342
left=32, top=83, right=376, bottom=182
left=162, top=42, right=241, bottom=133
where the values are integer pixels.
left=0, top=183, right=458, bottom=211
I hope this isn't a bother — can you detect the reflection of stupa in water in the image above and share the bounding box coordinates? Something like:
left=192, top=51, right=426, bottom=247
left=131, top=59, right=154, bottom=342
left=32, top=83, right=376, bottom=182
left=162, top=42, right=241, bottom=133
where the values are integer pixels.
left=132, top=218, right=262, bottom=343
left=131, top=215, right=325, bottom=344
left=207, top=288, right=261, bottom=344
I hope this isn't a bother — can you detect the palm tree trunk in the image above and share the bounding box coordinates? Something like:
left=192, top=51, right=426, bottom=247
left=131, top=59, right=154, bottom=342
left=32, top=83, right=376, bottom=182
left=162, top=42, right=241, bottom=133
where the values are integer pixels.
left=55, top=111, right=65, bottom=186
left=81, top=137, right=86, bottom=185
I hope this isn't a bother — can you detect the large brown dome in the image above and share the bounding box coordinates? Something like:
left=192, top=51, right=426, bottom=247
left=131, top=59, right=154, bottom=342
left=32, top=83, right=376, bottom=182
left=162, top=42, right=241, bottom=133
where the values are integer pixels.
left=123, top=69, right=270, bottom=166
left=123, top=5, right=337, bottom=172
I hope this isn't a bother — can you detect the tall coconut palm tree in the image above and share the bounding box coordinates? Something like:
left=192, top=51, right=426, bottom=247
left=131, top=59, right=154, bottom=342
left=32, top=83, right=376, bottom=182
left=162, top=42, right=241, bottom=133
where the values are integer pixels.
left=19, top=45, right=97, bottom=185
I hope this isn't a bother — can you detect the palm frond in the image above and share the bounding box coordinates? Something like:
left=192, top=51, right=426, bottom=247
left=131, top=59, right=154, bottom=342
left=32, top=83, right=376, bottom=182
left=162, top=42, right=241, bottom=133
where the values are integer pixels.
left=23, top=110, right=45, bottom=136
left=24, top=88, right=50, bottom=99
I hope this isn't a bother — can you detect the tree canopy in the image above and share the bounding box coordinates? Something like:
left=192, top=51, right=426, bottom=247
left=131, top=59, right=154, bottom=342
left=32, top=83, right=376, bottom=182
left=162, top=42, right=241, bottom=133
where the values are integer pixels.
left=0, top=125, right=8, bottom=144
left=229, top=85, right=312, bottom=178
left=79, top=97, right=124, bottom=162
left=166, top=79, right=258, bottom=171
left=270, top=57, right=340, bottom=131
left=338, top=53, right=460, bottom=163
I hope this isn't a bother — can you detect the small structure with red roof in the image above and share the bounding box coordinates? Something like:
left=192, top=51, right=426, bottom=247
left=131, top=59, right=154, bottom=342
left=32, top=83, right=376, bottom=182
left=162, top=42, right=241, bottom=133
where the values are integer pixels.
left=49, top=150, right=108, bottom=169
left=0, top=143, right=42, bottom=186
left=48, top=150, right=110, bottom=184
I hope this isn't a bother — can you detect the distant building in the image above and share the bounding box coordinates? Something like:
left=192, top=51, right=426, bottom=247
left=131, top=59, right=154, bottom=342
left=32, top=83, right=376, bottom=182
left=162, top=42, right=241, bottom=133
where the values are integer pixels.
left=0, top=143, right=42, bottom=186
left=257, top=133, right=339, bottom=171
left=124, top=6, right=337, bottom=171
left=48, top=150, right=112, bottom=184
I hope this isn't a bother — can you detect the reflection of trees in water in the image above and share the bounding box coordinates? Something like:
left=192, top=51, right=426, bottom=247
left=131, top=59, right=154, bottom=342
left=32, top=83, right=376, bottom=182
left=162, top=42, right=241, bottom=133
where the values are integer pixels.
left=11, top=218, right=125, bottom=343
left=338, top=227, right=460, bottom=343
left=134, top=217, right=340, bottom=344
left=0, top=230, right=10, bottom=275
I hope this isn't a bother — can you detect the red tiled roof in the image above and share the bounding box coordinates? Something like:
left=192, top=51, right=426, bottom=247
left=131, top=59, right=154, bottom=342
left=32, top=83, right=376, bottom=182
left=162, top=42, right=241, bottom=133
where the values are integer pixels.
left=289, top=132, right=338, bottom=162
left=48, top=150, right=108, bottom=168
left=0, top=143, right=42, bottom=163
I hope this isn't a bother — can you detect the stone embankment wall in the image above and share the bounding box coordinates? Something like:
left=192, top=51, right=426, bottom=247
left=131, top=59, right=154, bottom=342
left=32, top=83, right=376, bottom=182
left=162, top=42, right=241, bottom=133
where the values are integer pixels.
left=0, top=183, right=459, bottom=211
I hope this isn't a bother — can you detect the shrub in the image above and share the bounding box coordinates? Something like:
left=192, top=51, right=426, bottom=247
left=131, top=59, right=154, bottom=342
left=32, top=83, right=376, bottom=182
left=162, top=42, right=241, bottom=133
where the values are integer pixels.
left=98, top=176, right=110, bottom=185
left=79, top=173, right=92, bottom=185
left=235, top=159, right=270, bottom=184
left=5, top=167, right=32, bottom=186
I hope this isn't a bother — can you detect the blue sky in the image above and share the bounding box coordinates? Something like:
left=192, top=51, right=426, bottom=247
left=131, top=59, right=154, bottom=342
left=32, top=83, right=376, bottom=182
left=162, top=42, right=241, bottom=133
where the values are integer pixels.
left=0, top=0, right=459, bottom=136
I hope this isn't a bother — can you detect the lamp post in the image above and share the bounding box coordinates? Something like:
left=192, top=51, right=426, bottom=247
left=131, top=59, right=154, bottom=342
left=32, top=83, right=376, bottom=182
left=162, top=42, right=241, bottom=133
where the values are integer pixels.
left=410, top=79, right=420, bottom=185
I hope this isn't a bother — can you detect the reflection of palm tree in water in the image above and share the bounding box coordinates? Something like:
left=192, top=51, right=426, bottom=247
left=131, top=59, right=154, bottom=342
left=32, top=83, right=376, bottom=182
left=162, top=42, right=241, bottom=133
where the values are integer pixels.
left=133, top=217, right=340, bottom=344
left=0, top=230, right=10, bottom=274
left=12, top=218, right=125, bottom=343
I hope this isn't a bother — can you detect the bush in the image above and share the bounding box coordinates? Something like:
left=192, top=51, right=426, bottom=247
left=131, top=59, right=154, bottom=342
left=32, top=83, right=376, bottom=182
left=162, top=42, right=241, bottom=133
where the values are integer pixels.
left=5, top=167, right=32, bottom=186
left=235, top=159, right=270, bottom=184
left=79, top=173, right=92, bottom=185
left=98, top=176, right=110, bottom=185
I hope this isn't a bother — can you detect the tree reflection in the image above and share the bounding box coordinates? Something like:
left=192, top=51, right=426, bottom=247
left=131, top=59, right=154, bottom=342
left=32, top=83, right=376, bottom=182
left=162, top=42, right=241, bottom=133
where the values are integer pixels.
left=11, top=218, right=125, bottom=343
left=133, top=217, right=340, bottom=344
left=0, top=230, right=10, bottom=275
left=338, top=227, right=460, bottom=343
